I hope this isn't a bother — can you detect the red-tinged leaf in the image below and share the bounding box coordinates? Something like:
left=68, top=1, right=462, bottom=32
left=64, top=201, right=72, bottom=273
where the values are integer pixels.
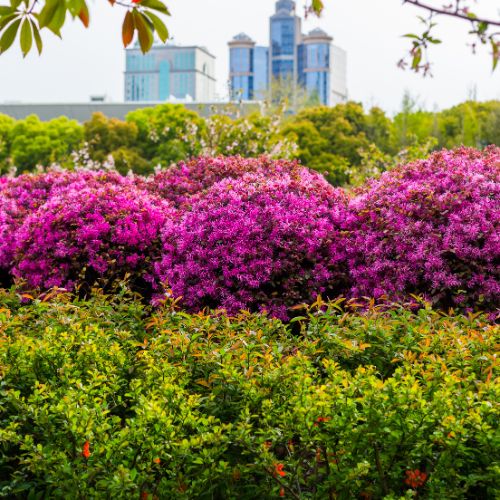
left=122, top=10, right=134, bottom=47
left=108, top=0, right=115, bottom=4
left=78, top=2, right=89, bottom=27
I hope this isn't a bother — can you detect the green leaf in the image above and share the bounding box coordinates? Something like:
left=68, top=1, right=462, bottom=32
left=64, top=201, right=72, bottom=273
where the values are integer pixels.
left=46, top=1, right=66, bottom=37
left=0, top=13, right=19, bottom=31
left=10, top=0, right=22, bottom=9
left=67, top=0, right=84, bottom=18
left=132, top=9, right=153, bottom=53
left=139, top=0, right=170, bottom=15
left=0, top=6, right=14, bottom=15
left=411, top=47, right=422, bottom=70
left=31, top=19, right=42, bottom=54
left=144, top=10, right=168, bottom=42
left=492, top=39, right=499, bottom=71
left=20, top=17, right=32, bottom=56
left=0, top=16, right=21, bottom=53
left=37, top=0, right=60, bottom=28
left=311, top=0, right=323, bottom=14
left=403, top=33, right=420, bottom=40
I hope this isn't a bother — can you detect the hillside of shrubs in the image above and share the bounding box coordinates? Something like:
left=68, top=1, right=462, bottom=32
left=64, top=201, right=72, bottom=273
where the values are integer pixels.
left=1, top=99, right=499, bottom=185
left=0, top=115, right=498, bottom=498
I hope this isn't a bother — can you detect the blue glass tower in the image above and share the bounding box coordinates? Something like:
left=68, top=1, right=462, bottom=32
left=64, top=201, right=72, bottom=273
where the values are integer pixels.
left=269, top=0, right=301, bottom=82
left=300, top=28, right=332, bottom=105
left=228, top=1, right=347, bottom=106
left=228, top=34, right=268, bottom=100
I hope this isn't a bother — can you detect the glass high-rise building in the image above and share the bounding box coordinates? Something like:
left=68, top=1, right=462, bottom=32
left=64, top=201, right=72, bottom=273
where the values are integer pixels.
left=228, top=34, right=268, bottom=100
left=228, top=0, right=347, bottom=106
left=125, top=43, right=216, bottom=102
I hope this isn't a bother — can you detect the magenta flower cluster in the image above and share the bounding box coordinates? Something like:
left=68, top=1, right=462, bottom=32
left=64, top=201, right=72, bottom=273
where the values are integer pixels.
left=0, top=149, right=498, bottom=317
left=156, top=170, right=351, bottom=319
left=0, top=170, right=130, bottom=270
left=1, top=172, right=172, bottom=293
left=347, top=146, right=499, bottom=309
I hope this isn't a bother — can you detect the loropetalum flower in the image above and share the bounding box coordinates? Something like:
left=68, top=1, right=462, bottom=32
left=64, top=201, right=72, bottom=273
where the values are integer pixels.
left=146, top=156, right=333, bottom=208
left=347, top=146, right=500, bottom=310
left=12, top=183, right=175, bottom=293
left=0, top=169, right=136, bottom=271
left=156, top=170, right=351, bottom=320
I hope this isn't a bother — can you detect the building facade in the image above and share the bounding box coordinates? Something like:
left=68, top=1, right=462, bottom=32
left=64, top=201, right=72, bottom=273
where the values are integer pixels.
left=125, top=44, right=216, bottom=102
left=229, top=0, right=347, bottom=106
left=228, top=34, right=268, bottom=100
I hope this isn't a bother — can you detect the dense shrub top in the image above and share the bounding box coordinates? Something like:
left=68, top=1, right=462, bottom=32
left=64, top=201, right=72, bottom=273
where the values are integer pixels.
left=12, top=183, right=175, bottom=293
left=348, top=146, right=500, bottom=310
left=156, top=170, right=350, bottom=319
left=147, top=155, right=338, bottom=207
left=0, top=292, right=498, bottom=498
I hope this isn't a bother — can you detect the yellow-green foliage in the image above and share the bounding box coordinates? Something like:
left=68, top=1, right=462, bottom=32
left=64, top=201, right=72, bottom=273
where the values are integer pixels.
left=0, top=291, right=498, bottom=498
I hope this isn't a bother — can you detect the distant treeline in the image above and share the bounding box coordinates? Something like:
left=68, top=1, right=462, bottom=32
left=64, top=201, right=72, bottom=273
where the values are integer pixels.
left=1, top=99, right=499, bottom=185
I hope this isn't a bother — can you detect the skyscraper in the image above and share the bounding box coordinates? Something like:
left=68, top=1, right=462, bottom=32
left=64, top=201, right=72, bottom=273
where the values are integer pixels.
left=125, top=43, right=216, bottom=102
left=228, top=34, right=268, bottom=100
left=229, top=0, right=347, bottom=106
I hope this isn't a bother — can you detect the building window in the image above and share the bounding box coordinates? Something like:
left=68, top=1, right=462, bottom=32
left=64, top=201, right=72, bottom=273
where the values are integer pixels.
left=230, top=47, right=253, bottom=73
left=271, top=18, right=295, bottom=56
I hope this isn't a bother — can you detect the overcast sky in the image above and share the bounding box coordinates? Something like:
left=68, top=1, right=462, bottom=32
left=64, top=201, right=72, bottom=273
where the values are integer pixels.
left=0, top=0, right=499, bottom=114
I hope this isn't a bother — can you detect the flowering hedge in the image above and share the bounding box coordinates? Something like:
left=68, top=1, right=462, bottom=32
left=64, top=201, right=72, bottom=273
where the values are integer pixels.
left=0, top=148, right=498, bottom=316
left=12, top=183, right=174, bottom=294
left=156, top=170, right=350, bottom=319
left=348, top=147, right=500, bottom=310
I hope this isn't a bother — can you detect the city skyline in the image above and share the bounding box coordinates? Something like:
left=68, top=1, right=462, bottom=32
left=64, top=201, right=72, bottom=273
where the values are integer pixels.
left=228, top=0, right=347, bottom=106
left=0, top=0, right=498, bottom=113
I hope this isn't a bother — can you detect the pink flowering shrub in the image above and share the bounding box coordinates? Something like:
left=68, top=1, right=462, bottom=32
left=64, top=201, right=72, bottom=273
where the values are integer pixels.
left=156, top=170, right=351, bottom=319
left=147, top=155, right=331, bottom=207
left=12, top=183, right=175, bottom=295
left=348, top=147, right=500, bottom=309
left=0, top=170, right=132, bottom=273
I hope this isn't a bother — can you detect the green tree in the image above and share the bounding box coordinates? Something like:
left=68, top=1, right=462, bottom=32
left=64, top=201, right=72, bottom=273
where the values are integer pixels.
left=9, top=115, right=83, bottom=172
left=282, top=102, right=394, bottom=185
left=126, top=104, right=205, bottom=167
left=83, top=112, right=150, bottom=175
left=0, top=113, right=14, bottom=173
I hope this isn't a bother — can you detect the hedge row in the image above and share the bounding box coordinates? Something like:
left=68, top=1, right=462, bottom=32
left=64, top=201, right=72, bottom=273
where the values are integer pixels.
left=0, top=291, right=498, bottom=498
left=0, top=148, right=499, bottom=318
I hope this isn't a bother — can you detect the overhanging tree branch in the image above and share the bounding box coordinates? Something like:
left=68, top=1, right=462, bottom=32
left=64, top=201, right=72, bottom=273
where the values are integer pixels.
left=403, top=0, right=500, bottom=26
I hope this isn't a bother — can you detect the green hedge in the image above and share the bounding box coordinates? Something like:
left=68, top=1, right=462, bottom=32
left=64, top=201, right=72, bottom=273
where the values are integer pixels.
left=0, top=291, right=498, bottom=498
